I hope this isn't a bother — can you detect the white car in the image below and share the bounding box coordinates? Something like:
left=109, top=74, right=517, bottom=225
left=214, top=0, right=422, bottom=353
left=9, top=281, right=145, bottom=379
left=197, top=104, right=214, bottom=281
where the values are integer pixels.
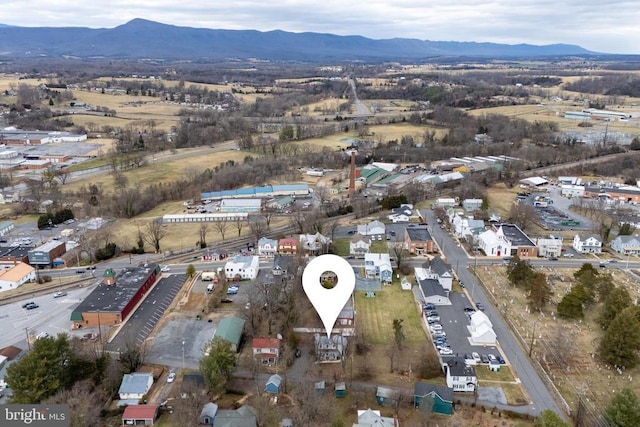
left=161, top=266, right=170, bottom=272
left=429, top=323, right=443, bottom=333
left=53, top=291, right=67, bottom=298
left=439, top=347, right=453, bottom=355
left=167, top=372, right=176, bottom=383
left=472, top=352, right=481, bottom=363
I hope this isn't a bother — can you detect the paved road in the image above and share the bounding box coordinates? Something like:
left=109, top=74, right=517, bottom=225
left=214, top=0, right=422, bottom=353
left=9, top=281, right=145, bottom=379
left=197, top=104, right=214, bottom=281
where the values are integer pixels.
left=423, top=209, right=566, bottom=417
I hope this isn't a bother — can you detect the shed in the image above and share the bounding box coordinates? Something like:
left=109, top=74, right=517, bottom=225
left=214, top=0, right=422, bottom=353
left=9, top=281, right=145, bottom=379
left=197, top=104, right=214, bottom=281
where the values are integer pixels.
left=199, top=402, right=218, bottom=425
left=334, top=381, right=346, bottom=398
left=375, top=386, right=399, bottom=406
left=121, top=404, right=159, bottom=426
left=314, top=381, right=326, bottom=396
left=265, top=374, right=282, bottom=394
left=414, top=382, right=454, bottom=415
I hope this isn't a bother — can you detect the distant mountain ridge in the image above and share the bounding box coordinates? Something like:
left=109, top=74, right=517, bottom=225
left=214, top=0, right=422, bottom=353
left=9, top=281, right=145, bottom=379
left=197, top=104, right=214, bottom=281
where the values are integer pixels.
left=0, top=18, right=598, bottom=61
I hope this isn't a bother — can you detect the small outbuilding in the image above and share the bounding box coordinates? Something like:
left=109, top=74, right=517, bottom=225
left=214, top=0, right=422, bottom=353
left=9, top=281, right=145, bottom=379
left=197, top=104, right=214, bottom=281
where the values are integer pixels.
left=334, top=381, right=346, bottom=398
left=265, top=374, right=282, bottom=394
left=121, top=404, right=159, bottom=426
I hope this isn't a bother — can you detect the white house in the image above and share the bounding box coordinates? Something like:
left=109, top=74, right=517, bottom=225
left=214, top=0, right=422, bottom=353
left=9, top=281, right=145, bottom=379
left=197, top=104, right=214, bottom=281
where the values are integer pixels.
left=357, top=220, right=385, bottom=237
left=299, top=232, right=331, bottom=254
left=353, top=409, right=395, bottom=427
left=257, top=237, right=278, bottom=257
left=224, top=255, right=260, bottom=280
left=478, top=227, right=512, bottom=257
left=364, top=253, right=392, bottom=284
left=0, top=263, right=36, bottom=293
left=349, top=233, right=371, bottom=258
left=415, top=267, right=451, bottom=306
left=572, top=234, right=602, bottom=254
left=252, top=337, right=280, bottom=366
left=451, top=215, right=485, bottom=240
left=535, top=238, right=563, bottom=258
left=467, top=311, right=497, bottom=345
left=445, top=357, right=477, bottom=393
left=118, top=372, right=154, bottom=400
left=611, top=235, right=640, bottom=255
left=388, top=213, right=411, bottom=223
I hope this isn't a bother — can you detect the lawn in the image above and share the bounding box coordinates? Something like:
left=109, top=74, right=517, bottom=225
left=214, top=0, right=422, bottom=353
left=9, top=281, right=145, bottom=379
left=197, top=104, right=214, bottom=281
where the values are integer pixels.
left=332, top=238, right=350, bottom=256
left=355, top=284, right=425, bottom=345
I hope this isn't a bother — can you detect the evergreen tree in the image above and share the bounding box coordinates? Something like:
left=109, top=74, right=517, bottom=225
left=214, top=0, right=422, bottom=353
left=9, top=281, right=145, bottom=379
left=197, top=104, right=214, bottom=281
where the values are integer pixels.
left=528, top=272, right=553, bottom=312
left=604, top=388, right=640, bottom=427
left=599, top=306, right=640, bottom=369
left=598, top=286, right=631, bottom=330
left=507, top=256, right=536, bottom=290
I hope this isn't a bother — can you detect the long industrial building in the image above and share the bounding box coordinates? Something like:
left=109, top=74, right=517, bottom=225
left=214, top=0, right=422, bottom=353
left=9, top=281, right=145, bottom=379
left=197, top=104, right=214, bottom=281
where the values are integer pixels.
left=70, top=264, right=159, bottom=329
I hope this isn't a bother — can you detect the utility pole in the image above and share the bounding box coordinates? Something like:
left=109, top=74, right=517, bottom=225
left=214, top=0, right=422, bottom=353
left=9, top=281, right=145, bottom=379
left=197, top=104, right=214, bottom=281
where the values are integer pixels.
left=529, top=323, right=537, bottom=357
left=25, top=327, right=31, bottom=351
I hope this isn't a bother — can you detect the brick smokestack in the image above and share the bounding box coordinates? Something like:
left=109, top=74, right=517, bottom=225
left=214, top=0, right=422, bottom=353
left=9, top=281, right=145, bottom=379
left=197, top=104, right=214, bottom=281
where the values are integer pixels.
left=349, top=150, right=356, bottom=196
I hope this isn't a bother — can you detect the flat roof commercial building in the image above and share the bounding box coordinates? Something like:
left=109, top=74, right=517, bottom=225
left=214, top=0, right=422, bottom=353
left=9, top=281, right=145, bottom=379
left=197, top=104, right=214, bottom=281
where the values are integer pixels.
left=70, top=263, right=159, bottom=329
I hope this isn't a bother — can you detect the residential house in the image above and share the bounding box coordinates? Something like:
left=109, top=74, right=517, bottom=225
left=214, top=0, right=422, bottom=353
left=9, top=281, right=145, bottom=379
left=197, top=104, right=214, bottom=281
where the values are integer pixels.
left=353, top=409, right=395, bottom=426
left=573, top=234, right=602, bottom=254
left=199, top=403, right=258, bottom=427
left=203, top=248, right=227, bottom=261
left=224, top=256, right=259, bottom=280
left=0, top=262, right=36, bottom=293
left=357, top=220, right=386, bottom=237
left=451, top=215, right=485, bottom=240
left=350, top=234, right=372, bottom=258
left=121, top=404, right=159, bottom=426
left=611, top=235, right=640, bottom=255
left=388, top=212, right=411, bottom=223
left=445, top=357, right=477, bottom=392
left=404, top=226, right=435, bottom=255
left=535, top=238, right=563, bottom=258
left=265, top=374, right=282, bottom=394
left=388, top=204, right=414, bottom=223
left=214, top=317, right=245, bottom=352
left=478, top=227, right=512, bottom=257
left=314, top=334, right=347, bottom=362
left=271, top=254, right=295, bottom=277
left=414, top=382, right=454, bottom=415
left=426, top=257, right=453, bottom=290
left=299, top=232, right=331, bottom=255
left=278, top=238, right=298, bottom=255
left=257, top=237, right=278, bottom=257
left=364, top=253, right=392, bottom=284
left=416, top=272, right=451, bottom=306
left=467, top=311, right=497, bottom=345
left=252, top=337, right=280, bottom=366
left=375, top=386, right=400, bottom=406
left=118, top=372, right=153, bottom=400
left=462, top=198, right=483, bottom=212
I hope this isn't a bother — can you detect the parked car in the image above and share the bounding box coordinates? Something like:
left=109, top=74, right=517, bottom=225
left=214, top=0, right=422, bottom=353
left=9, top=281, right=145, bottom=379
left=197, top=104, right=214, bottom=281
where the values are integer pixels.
left=472, top=352, right=481, bottom=363
left=463, top=306, right=476, bottom=313
left=167, top=372, right=176, bottom=383
left=53, top=291, right=67, bottom=298
left=426, top=315, right=441, bottom=323
left=475, top=302, right=485, bottom=311
left=424, top=310, right=438, bottom=317
left=488, top=354, right=498, bottom=364
left=480, top=354, right=489, bottom=364
left=431, top=331, right=446, bottom=338
left=496, top=355, right=506, bottom=364
left=86, top=265, right=97, bottom=270
left=22, top=301, right=36, bottom=308
left=439, top=347, right=453, bottom=355
left=75, top=269, right=85, bottom=274
left=220, top=298, right=234, bottom=303
left=25, top=303, right=39, bottom=310
left=423, top=303, right=435, bottom=311
left=429, top=324, right=443, bottom=332
left=226, top=286, right=239, bottom=295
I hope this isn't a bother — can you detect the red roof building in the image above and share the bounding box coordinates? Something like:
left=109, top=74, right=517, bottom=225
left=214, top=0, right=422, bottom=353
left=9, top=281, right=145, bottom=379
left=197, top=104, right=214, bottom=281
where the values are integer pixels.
left=252, top=337, right=281, bottom=366
left=121, top=404, right=159, bottom=426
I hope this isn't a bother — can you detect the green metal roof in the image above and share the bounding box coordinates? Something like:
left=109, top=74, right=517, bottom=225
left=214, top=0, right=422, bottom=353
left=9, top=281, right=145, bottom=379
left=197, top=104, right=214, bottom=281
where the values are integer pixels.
left=70, top=311, right=84, bottom=322
left=103, top=268, right=116, bottom=278
left=214, top=317, right=245, bottom=347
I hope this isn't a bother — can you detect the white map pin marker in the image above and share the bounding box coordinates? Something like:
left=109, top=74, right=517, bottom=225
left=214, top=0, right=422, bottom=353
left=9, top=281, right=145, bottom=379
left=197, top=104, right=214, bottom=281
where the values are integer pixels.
left=302, top=254, right=356, bottom=338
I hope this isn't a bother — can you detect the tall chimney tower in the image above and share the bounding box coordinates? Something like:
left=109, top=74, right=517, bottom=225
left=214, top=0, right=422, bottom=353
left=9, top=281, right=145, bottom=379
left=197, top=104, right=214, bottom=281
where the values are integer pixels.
left=348, top=150, right=356, bottom=196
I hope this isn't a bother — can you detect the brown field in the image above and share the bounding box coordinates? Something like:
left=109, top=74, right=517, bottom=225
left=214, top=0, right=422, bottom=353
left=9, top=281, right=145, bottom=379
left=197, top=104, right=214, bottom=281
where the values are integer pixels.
left=475, top=264, right=640, bottom=414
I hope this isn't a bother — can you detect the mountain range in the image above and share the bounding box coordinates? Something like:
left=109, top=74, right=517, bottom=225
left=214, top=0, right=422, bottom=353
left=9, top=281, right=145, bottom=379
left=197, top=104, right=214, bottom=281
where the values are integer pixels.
left=0, top=18, right=598, bottom=62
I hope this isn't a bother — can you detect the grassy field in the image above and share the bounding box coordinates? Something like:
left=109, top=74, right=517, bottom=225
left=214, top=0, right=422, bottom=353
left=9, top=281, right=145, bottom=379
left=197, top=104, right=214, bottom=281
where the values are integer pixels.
left=355, top=284, right=425, bottom=345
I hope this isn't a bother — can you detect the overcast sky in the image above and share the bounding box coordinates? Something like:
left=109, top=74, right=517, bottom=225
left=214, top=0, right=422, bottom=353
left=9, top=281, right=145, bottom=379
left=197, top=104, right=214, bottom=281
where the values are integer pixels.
left=3, top=1, right=639, bottom=54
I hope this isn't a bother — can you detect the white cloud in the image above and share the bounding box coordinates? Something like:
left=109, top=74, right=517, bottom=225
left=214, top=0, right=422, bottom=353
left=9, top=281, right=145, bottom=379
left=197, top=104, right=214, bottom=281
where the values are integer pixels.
left=2, top=0, right=638, bottom=54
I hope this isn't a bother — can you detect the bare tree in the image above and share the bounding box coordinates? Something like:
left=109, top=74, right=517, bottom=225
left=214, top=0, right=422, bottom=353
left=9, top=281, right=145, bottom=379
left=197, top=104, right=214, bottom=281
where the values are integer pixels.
left=55, top=168, right=71, bottom=185
left=44, top=379, right=103, bottom=427
left=198, top=223, right=210, bottom=247
left=212, top=220, right=230, bottom=241
left=262, top=211, right=275, bottom=230
left=143, top=220, right=166, bottom=253
left=172, top=381, right=210, bottom=427
left=248, top=216, right=267, bottom=243
left=389, top=242, right=409, bottom=272
left=234, top=217, right=246, bottom=237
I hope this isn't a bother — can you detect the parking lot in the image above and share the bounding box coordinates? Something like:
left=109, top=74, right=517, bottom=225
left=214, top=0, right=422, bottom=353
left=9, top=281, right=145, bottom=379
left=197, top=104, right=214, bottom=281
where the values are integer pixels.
left=106, top=274, right=187, bottom=351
